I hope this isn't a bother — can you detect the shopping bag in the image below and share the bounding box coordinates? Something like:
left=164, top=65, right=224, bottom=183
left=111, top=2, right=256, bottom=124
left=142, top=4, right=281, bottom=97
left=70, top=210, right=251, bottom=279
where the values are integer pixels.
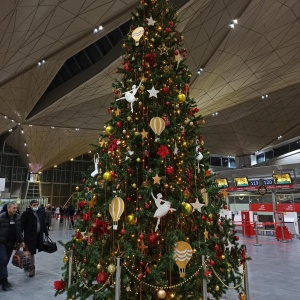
left=11, top=245, right=32, bottom=269
left=42, top=236, right=58, bottom=253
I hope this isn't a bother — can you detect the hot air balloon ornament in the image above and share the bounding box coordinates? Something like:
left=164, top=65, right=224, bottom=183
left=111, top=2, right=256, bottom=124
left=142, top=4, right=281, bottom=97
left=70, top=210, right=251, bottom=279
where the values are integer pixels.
left=116, top=80, right=143, bottom=113
left=151, top=191, right=176, bottom=232
left=173, top=241, right=193, bottom=278
left=131, top=27, right=144, bottom=46
left=150, top=117, right=165, bottom=136
left=109, top=196, right=124, bottom=230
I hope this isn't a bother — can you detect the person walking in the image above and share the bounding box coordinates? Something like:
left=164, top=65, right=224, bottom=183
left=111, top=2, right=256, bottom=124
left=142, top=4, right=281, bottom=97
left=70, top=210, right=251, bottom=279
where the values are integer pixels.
left=21, top=200, right=49, bottom=277
left=45, top=204, right=52, bottom=231
left=66, top=203, right=76, bottom=229
left=0, top=202, right=24, bottom=291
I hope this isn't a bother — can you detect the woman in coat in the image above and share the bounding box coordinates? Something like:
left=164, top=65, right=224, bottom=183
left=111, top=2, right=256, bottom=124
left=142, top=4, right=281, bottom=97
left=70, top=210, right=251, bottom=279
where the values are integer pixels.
left=21, top=200, right=48, bottom=277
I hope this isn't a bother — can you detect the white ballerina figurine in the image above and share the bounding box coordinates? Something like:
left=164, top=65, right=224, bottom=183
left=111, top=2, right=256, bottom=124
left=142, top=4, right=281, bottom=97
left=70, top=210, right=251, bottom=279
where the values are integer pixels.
left=115, top=80, right=143, bottom=113
left=151, top=191, right=176, bottom=232
left=91, top=154, right=99, bottom=177
left=196, top=138, right=203, bottom=173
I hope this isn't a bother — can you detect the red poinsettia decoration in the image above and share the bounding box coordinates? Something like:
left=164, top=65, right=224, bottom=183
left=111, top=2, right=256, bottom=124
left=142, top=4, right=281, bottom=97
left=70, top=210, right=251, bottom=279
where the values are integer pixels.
left=94, top=219, right=110, bottom=236
left=157, top=145, right=170, bottom=159
left=82, top=211, right=92, bottom=221
left=145, top=53, right=156, bottom=66
left=78, top=201, right=87, bottom=210
left=54, top=280, right=66, bottom=291
left=108, top=138, right=120, bottom=153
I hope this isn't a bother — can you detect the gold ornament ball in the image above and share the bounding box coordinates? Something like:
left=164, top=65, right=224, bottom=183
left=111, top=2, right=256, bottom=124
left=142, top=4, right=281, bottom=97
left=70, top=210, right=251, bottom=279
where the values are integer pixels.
left=97, top=212, right=102, bottom=218
left=105, top=125, right=114, bottom=135
left=177, top=93, right=186, bottom=103
left=238, top=292, right=247, bottom=300
left=126, top=214, right=137, bottom=224
left=182, top=202, right=192, bottom=215
left=103, top=171, right=112, bottom=181
left=63, top=256, right=69, bottom=263
left=136, top=157, right=141, bottom=163
left=97, top=263, right=102, bottom=270
left=107, top=264, right=116, bottom=274
left=215, top=285, right=220, bottom=292
left=221, top=254, right=226, bottom=260
left=75, top=185, right=79, bottom=191
left=157, top=289, right=166, bottom=299
left=132, top=183, right=137, bottom=188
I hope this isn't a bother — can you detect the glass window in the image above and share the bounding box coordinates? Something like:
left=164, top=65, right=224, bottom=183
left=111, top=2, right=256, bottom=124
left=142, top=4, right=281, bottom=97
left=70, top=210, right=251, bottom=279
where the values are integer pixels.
left=229, top=158, right=236, bottom=168
left=265, top=150, right=274, bottom=160
left=222, top=157, right=229, bottom=167
left=210, top=156, right=221, bottom=166
left=274, top=144, right=290, bottom=157
left=256, top=153, right=265, bottom=164
left=290, top=140, right=300, bottom=151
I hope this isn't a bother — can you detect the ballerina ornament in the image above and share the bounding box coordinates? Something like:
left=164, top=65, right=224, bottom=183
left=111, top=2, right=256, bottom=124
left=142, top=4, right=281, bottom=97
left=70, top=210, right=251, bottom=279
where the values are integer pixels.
left=115, top=80, right=143, bottom=113
left=151, top=191, right=176, bottom=232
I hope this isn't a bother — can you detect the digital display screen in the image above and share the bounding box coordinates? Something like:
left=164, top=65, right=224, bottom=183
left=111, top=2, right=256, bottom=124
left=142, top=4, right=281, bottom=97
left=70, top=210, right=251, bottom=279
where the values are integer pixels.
left=215, top=178, right=228, bottom=188
left=272, top=173, right=292, bottom=185
left=233, top=177, right=249, bottom=187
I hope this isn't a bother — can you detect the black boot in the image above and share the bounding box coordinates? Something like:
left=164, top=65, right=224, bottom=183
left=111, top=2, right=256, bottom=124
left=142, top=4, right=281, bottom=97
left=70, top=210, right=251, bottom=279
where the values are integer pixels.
left=29, top=265, right=35, bottom=277
left=1, top=278, right=12, bottom=291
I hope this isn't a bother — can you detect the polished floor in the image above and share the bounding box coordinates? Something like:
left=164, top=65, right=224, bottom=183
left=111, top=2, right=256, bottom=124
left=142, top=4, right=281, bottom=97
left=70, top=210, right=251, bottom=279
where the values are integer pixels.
left=1, top=219, right=299, bottom=300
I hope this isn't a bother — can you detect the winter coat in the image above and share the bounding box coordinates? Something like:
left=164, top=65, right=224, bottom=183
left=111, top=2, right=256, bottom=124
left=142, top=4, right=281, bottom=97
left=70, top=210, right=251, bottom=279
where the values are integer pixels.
left=21, top=208, right=49, bottom=255
left=45, top=208, right=52, bottom=226
left=0, top=211, right=23, bottom=245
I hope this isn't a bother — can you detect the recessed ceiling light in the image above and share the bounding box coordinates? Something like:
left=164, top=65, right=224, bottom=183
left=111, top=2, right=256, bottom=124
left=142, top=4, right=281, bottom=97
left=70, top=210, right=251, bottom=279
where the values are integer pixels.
left=278, top=135, right=282, bottom=139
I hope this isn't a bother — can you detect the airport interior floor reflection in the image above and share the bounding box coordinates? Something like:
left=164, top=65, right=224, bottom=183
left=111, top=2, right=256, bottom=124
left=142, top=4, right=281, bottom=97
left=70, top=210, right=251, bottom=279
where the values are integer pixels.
left=1, top=219, right=299, bottom=300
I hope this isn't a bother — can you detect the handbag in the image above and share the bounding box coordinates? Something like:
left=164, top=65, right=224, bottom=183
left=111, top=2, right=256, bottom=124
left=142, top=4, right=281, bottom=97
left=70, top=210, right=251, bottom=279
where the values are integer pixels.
left=11, top=245, right=32, bottom=269
left=42, top=236, right=58, bottom=253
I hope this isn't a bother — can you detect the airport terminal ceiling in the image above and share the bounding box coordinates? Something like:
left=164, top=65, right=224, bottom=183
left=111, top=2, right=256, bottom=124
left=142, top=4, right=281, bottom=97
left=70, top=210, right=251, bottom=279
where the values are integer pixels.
left=1, top=0, right=300, bottom=172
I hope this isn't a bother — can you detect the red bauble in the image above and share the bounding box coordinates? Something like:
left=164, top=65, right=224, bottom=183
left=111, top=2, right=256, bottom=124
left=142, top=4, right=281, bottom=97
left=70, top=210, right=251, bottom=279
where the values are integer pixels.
left=201, top=215, right=206, bottom=221
left=144, top=203, right=150, bottom=210
left=139, top=234, right=144, bottom=239
left=174, top=50, right=179, bottom=55
left=126, top=197, right=131, bottom=202
left=165, top=27, right=171, bottom=33
left=142, top=150, right=149, bottom=158
left=120, top=229, right=125, bottom=235
left=127, top=168, right=132, bottom=174
left=217, top=192, right=222, bottom=198
left=162, top=87, right=169, bottom=94
left=97, top=272, right=108, bottom=284
left=223, top=205, right=228, bottom=209
left=214, top=245, right=219, bottom=251
left=83, top=257, right=87, bottom=263
left=235, top=236, right=239, bottom=241
left=147, top=233, right=158, bottom=245
left=116, top=121, right=122, bottom=127
left=210, top=260, right=215, bottom=266
left=166, top=166, right=174, bottom=175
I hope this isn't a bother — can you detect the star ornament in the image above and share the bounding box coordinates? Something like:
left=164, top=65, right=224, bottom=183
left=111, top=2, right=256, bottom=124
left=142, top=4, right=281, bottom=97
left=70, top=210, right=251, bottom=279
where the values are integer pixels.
left=191, top=198, right=205, bottom=212
left=147, top=86, right=159, bottom=98
left=141, top=129, right=148, bottom=139
left=115, top=108, right=121, bottom=116
left=146, top=16, right=156, bottom=26
left=204, top=228, right=209, bottom=240
left=152, top=173, right=161, bottom=184
left=225, top=239, right=234, bottom=252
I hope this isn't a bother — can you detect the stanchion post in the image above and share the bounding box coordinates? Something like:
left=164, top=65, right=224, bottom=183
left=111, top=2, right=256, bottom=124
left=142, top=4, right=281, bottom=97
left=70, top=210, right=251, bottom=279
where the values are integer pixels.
left=202, top=255, right=207, bottom=300
left=68, top=249, right=73, bottom=288
left=253, top=222, right=262, bottom=246
left=243, top=259, right=250, bottom=300
left=115, top=257, right=121, bottom=300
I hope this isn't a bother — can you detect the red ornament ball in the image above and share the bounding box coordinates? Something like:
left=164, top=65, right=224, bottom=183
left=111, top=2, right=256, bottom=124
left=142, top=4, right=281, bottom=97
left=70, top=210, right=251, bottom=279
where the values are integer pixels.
left=139, top=234, right=144, bottom=239
left=166, top=166, right=174, bottom=175
left=214, top=245, right=219, bottom=251
left=120, top=229, right=125, bottom=235
left=116, top=121, right=122, bottom=127
left=97, top=272, right=108, bottom=284
left=147, top=233, right=158, bottom=245
left=235, top=236, right=239, bottom=241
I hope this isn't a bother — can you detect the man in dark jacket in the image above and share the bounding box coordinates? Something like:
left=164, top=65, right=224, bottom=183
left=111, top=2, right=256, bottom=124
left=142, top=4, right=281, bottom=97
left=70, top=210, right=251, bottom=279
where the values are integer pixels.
left=0, top=202, right=24, bottom=291
left=21, top=199, right=48, bottom=277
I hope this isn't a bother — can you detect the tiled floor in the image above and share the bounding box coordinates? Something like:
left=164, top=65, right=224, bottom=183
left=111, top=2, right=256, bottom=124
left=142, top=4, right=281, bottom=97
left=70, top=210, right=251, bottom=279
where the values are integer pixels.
left=1, top=219, right=299, bottom=300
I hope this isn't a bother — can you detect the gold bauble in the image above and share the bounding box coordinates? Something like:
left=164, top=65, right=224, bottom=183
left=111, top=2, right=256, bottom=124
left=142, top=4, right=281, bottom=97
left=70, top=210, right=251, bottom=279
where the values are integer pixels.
left=182, top=202, right=192, bottom=215
left=97, top=263, right=102, bottom=270
left=132, top=183, right=137, bottom=188
left=92, top=194, right=97, bottom=200
left=238, top=292, right=247, bottom=300
left=75, top=186, right=79, bottom=191
left=105, top=125, right=114, bottom=135
left=215, top=285, right=220, bottom=291
left=107, top=264, right=116, bottom=274
left=157, top=289, right=166, bottom=299
left=103, top=171, right=112, bottom=181
left=136, top=157, right=141, bottom=163
left=177, top=93, right=186, bottom=103
left=221, top=254, right=226, bottom=260
left=97, top=212, right=102, bottom=218
left=63, top=256, right=69, bottom=263
left=126, top=214, right=137, bottom=224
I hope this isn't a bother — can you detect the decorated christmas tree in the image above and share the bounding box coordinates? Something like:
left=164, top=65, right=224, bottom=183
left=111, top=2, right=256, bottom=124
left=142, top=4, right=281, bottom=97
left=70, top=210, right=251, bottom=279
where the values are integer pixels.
left=55, top=0, right=249, bottom=299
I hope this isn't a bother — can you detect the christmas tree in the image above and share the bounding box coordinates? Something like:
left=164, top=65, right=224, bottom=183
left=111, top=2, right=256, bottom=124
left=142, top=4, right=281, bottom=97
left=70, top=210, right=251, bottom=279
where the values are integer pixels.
left=55, top=0, right=249, bottom=299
